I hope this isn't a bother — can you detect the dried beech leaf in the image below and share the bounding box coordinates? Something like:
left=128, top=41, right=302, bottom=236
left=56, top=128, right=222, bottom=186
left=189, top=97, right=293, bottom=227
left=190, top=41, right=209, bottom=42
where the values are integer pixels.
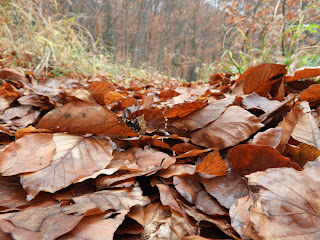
left=237, top=63, right=287, bottom=95
left=242, top=93, right=283, bottom=113
left=252, top=128, right=282, bottom=148
left=36, top=101, right=138, bottom=137
left=88, top=81, right=116, bottom=105
left=196, top=151, right=228, bottom=176
left=283, top=143, right=320, bottom=167
left=0, top=204, right=83, bottom=240
left=63, top=186, right=150, bottom=215
left=0, top=134, right=55, bottom=176
left=20, top=133, right=113, bottom=200
left=292, top=101, right=320, bottom=150
left=164, top=101, right=208, bottom=118
left=172, top=143, right=202, bottom=155
left=58, top=212, right=127, bottom=240
left=227, top=144, right=301, bottom=176
left=157, top=164, right=196, bottom=178
left=299, top=84, right=320, bottom=102
left=191, top=106, right=264, bottom=149
left=171, top=97, right=234, bottom=130
left=142, top=202, right=195, bottom=240
left=229, top=195, right=259, bottom=240
left=277, top=107, right=304, bottom=153
left=285, top=66, right=320, bottom=82
left=242, top=158, right=320, bottom=239
left=201, top=171, right=249, bottom=209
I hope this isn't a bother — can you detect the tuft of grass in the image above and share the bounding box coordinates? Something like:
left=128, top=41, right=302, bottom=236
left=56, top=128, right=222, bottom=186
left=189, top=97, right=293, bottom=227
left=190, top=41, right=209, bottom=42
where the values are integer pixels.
left=0, top=0, right=165, bottom=83
left=202, top=5, right=320, bottom=83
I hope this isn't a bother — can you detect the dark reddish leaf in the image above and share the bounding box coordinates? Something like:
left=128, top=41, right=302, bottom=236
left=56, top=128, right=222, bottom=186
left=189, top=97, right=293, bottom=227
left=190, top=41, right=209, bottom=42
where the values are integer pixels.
left=227, top=144, right=302, bottom=176
left=88, top=81, right=116, bottom=105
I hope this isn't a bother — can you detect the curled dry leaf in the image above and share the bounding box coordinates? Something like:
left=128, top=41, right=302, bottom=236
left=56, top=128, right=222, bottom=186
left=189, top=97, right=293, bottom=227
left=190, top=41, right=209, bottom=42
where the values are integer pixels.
left=299, top=84, right=320, bottom=102
left=283, top=143, right=320, bottom=167
left=173, top=175, right=227, bottom=216
left=242, top=93, right=283, bottom=113
left=142, top=202, right=195, bottom=240
left=232, top=158, right=320, bottom=239
left=88, top=81, right=116, bottom=105
left=252, top=128, right=282, bottom=148
left=196, top=151, right=228, bottom=176
left=236, top=63, right=287, bottom=96
left=172, top=142, right=202, bottom=155
left=164, top=101, right=208, bottom=119
left=59, top=212, right=127, bottom=240
left=227, top=144, right=301, bottom=176
left=36, top=101, right=138, bottom=137
left=20, top=133, right=113, bottom=200
left=201, top=171, right=249, bottom=209
left=130, top=109, right=166, bottom=133
left=277, top=107, right=304, bottom=153
left=285, top=66, right=320, bottom=82
left=291, top=101, right=320, bottom=150
left=171, top=97, right=234, bottom=130
left=191, top=106, right=264, bottom=149
left=157, top=164, right=196, bottom=178
left=0, top=133, right=55, bottom=176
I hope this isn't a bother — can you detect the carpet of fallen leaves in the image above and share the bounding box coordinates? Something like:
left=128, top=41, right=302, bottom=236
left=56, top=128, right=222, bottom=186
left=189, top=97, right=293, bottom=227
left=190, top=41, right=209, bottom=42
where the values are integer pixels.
left=1, top=63, right=320, bottom=240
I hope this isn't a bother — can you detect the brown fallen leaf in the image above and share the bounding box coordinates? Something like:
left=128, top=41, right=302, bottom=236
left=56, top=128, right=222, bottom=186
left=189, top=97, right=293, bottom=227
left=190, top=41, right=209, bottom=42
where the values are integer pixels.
left=229, top=195, right=259, bottom=240
left=232, top=158, right=320, bottom=239
left=191, top=106, right=264, bottom=149
left=171, top=97, right=234, bottom=130
left=236, top=63, right=287, bottom=96
left=164, top=101, right=208, bottom=118
left=283, top=143, right=320, bottom=167
left=291, top=101, right=320, bottom=150
left=19, top=133, right=113, bottom=200
left=129, top=109, right=166, bottom=133
left=0, top=133, right=55, bottom=176
left=173, top=175, right=227, bottom=216
left=172, top=142, right=202, bottom=155
left=142, top=201, right=195, bottom=240
left=242, top=93, right=283, bottom=113
left=196, top=151, right=228, bottom=176
left=227, top=144, right=301, bottom=176
left=276, top=107, right=304, bottom=153
left=285, top=66, right=320, bottom=82
left=252, top=128, right=282, bottom=148
left=157, top=164, right=196, bottom=178
left=58, top=212, right=127, bottom=240
left=200, top=171, right=249, bottom=209
left=88, top=81, right=116, bottom=105
left=299, top=84, right=320, bottom=102
left=36, top=101, right=138, bottom=137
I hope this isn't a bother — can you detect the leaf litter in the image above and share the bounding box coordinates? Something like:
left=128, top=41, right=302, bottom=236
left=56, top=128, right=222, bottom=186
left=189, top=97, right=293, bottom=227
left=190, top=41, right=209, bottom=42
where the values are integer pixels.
left=0, top=62, right=320, bottom=239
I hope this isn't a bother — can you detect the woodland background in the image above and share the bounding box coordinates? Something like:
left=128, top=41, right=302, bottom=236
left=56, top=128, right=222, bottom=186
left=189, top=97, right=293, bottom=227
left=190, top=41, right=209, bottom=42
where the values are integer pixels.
left=34, top=0, right=320, bottom=81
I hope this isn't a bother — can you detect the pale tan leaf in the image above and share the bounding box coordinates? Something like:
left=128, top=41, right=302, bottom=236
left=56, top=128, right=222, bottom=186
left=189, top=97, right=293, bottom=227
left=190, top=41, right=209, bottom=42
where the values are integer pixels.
left=252, top=128, right=282, bottom=148
left=201, top=171, right=249, bottom=209
left=171, top=97, right=234, bottom=130
left=142, top=202, right=195, bottom=240
left=0, top=134, right=55, bottom=176
left=277, top=107, right=304, bottom=153
left=20, top=133, right=113, bottom=200
left=191, top=106, right=264, bottom=149
left=57, top=212, right=127, bottom=240
left=245, top=158, right=320, bottom=239
left=292, top=101, right=320, bottom=150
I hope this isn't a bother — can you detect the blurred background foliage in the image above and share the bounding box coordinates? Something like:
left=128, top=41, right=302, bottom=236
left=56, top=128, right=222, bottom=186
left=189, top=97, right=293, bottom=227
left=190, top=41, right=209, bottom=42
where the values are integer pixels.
left=0, top=0, right=319, bottom=82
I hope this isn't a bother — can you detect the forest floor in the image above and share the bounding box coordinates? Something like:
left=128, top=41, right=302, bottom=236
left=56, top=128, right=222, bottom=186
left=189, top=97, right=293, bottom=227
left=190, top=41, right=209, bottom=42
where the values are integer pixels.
left=1, top=59, right=320, bottom=239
